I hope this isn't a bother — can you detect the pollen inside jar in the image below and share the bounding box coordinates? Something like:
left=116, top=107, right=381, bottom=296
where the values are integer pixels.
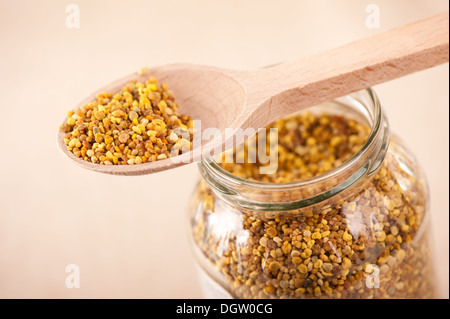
left=189, top=96, right=436, bottom=299
left=219, top=112, right=370, bottom=182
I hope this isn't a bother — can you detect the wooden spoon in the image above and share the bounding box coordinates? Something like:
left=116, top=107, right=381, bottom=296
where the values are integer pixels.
left=58, top=12, right=448, bottom=175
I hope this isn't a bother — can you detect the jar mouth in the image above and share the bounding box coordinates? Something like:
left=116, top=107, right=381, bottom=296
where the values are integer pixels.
left=200, top=88, right=390, bottom=209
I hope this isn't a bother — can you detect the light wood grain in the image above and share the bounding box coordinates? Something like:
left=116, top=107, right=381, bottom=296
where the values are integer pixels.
left=58, top=11, right=449, bottom=175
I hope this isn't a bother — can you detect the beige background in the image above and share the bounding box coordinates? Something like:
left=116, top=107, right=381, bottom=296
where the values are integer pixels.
left=0, top=0, right=448, bottom=298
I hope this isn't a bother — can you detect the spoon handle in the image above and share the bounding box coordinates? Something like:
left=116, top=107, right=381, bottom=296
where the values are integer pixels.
left=241, top=11, right=449, bottom=124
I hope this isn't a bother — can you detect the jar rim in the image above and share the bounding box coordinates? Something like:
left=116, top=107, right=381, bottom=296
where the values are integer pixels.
left=199, top=88, right=390, bottom=209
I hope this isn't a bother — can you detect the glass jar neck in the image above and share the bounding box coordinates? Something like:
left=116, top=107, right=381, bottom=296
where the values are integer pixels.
left=199, top=88, right=390, bottom=212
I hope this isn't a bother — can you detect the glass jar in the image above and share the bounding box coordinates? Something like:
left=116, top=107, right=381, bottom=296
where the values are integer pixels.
left=188, top=88, right=436, bottom=299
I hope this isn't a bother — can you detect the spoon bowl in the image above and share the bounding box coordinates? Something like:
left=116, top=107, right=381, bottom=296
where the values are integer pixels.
left=58, top=63, right=248, bottom=175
